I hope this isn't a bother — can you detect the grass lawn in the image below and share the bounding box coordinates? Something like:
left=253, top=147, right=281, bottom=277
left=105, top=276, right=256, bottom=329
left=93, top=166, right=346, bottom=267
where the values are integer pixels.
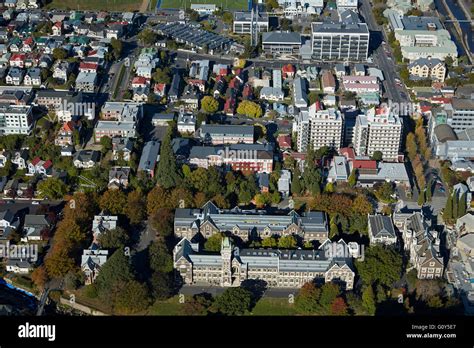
left=147, top=296, right=183, bottom=315
left=250, top=297, right=298, bottom=316
left=45, top=0, right=143, bottom=11
left=159, top=0, right=248, bottom=10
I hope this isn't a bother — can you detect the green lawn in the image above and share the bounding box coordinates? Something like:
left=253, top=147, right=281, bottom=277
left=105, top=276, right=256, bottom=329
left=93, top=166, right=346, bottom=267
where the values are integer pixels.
left=147, top=296, right=183, bottom=315
left=250, top=297, right=298, bottom=316
left=45, top=0, right=143, bottom=11
left=159, top=0, right=248, bottom=10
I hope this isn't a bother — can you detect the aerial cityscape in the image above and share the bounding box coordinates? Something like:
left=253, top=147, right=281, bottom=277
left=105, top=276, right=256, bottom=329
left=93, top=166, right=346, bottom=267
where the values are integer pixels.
left=0, top=0, right=473, bottom=328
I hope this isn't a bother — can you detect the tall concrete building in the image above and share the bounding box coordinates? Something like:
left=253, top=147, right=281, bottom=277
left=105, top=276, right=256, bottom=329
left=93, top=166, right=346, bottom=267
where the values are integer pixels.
left=447, top=98, right=474, bottom=132
left=353, top=106, right=402, bottom=161
left=294, top=103, right=343, bottom=152
left=311, top=10, right=369, bottom=61
left=0, top=105, right=33, bottom=135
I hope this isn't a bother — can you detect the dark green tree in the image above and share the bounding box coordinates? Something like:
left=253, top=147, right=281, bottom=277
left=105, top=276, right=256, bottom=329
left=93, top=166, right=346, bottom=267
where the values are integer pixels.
left=443, top=193, right=454, bottom=223
left=355, top=245, right=403, bottom=288
left=156, top=133, right=181, bottom=189
left=214, top=287, right=252, bottom=315
left=148, top=241, right=174, bottom=273
left=458, top=192, right=467, bottom=218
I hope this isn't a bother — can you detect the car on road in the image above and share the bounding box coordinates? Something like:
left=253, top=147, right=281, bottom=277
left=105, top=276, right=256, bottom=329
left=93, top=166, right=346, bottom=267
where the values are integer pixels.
left=32, top=201, right=40, bottom=205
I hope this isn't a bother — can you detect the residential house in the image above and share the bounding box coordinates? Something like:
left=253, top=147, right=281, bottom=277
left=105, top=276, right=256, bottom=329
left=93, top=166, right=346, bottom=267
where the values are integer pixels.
left=108, top=167, right=130, bottom=189
left=81, top=249, right=109, bottom=285
left=177, top=113, right=196, bottom=134
left=6, top=67, right=24, bottom=86
left=23, top=67, right=41, bottom=86
left=278, top=170, right=291, bottom=197
left=73, top=150, right=100, bottom=168
left=52, top=60, right=72, bottom=84
left=75, top=71, right=97, bottom=93
left=112, top=137, right=133, bottom=162
left=260, top=87, right=284, bottom=101
left=11, top=150, right=28, bottom=169
left=138, top=141, right=160, bottom=178
left=22, top=214, right=50, bottom=242
left=408, top=58, right=446, bottom=82
left=27, top=157, right=53, bottom=177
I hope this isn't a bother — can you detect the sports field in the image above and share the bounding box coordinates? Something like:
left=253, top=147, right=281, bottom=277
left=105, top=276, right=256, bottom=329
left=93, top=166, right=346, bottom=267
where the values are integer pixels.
left=45, top=0, right=143, bottom=11
left=159, top=0, right=248, bottom=10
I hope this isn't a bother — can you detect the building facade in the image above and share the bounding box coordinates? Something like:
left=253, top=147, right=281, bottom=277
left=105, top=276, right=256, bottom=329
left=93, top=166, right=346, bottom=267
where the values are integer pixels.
left=0, top=104, right=33, bottom=135
left=294, top=104, right=343, bottom=152
left=353, top=106, right=402, bottom=161
left=174, top=237, right=355, bottom=289
left=174, top=201, right=329, bottom=242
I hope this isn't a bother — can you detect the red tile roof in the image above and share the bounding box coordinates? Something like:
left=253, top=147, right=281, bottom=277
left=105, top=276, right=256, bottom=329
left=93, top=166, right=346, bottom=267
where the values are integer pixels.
left=339, top=147, right=355, bottom=160
left=31, top=157, right=41, bottom=166
left=79, top=62, right=98, bottom=70
left=42, top=160, right=53, bottom=169
left=352, top=160, right=377, bottom=170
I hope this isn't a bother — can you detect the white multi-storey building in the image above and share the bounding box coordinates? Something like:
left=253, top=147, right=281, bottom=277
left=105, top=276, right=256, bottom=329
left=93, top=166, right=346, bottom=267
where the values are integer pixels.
left=336, top=0, right=358, bottom=12
left=294, top=103, right=343, bottom=152
left=0, top=105, right=33, bottom=135
left=353, top=106, right=402, bottom=161
left=311, top=10, right=369, bottom=61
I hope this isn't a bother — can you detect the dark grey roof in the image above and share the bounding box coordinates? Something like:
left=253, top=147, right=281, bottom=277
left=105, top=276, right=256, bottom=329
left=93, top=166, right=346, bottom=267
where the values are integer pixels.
left=262, top=32, right=302, bottom=44
left=369, top=215, right=396, bottom=238
left=401, top=16, right=443, bottom=31
left=200, top=124, right=254, bottom=137
left=434, top=124, right=457, bottom=143
left=138, top=141, right=160, bottom=172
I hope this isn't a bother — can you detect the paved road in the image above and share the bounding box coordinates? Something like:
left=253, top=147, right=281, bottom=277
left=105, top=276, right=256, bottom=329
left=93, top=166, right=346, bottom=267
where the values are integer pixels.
left=360, top=0, right=410, bottom=107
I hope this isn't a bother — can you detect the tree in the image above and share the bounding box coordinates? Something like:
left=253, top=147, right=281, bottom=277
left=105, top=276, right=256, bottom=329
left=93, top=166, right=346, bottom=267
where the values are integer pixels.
left=355, top=245, right=403, bottom=288
left=137, top=28, right=157, bottom=46
left=204, top=233, right=223, bottom=252
left=406, top=132, right=417, bottom=161
left=182, top=293, right=214, bottom=316
left=150, top=271, right=173, bottom=300
left=37, top=177, right=68, bottom=199
left=150, top=208, right=174, bottom=238
left=187, top=9, right=200, bottom=21
left=261, top=236, right=278, bottom=248
left=214, top=287, right=252, bottom=315
left=371, top=151, right=383, bottom=161
left=329, top=218, right=339, bottom=239
left=280, top=18, right=292, bottom=30
left=148, top=241, right=174, bottom=273
left=278, top=235, right=297, bottom=249
left=114, top=280, right=150, bottom=314
left=147, top=186, right=170, bottom=215
left=348, top=168, right=357, bottom=187
left=98, top=227, right=130, bottom=250
left=361, top=285, right=376, bottom=315
left=110, top=38, right=123, bottom=60
left=201, top=96, right=219, bottom=114
left=318, top=283, right=341, bottom=314
left=330, top=297, right=348, bottom=316
left=295, top=282, right=321, bottom=314
left=99, top=189, right=127, bottom=215
left=44, top=245, right=75, bottom=278
left=237, top=100, right=263, bottom=118
left=443, top=193, right=454, bottom=223
left=417, top=188, right=426, bottom=206
left=52, top=47, right=68, bottom=60
left=156, top=134, right=181, bottom=189
left=95, top=250, right=135, bottom=303
left=265, top=0, right=279, bottom=11
left=126, top=190, right=146, bottom=225
left=31, top=265, right=49, bottom=290
left=152, top=67, right=172, bottom=84
left=100, top=136, right=112, bottom=154
left=308, top=91, right=320, bottom=105
left=458, top=193, right=467, bottom=218
left=291, top=166, right=303, bottom=195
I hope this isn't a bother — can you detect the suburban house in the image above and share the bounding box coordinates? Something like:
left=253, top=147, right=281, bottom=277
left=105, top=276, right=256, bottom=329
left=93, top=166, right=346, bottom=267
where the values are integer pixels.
left=27, top=157, right=53, bottom=177
left=81, top=249, right=109, bottom=285
left=199, top=124, right=254, bottom=145
left=108, top=166, right=131, bottom=189
left=73, top=150, right=100, bottom=168
left=75, top=71, right=97, bottom=92
left=95, top=121, right=136, bottom=142
left=6, top=67, right=25, bottom=85
left=138, top=141, right=160, bottom=178
left=24, top=67, right=41, bottom=86
left=112, top=137, right=133, bottom=162
left=21, top=214, right=50, bottom=242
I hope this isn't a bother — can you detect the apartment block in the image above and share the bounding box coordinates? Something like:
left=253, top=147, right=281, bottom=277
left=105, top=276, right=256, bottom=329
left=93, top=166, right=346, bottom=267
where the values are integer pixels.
left=311, top=10, right=369, bottom=61
left=294, top=104, right=343, bottom=152
left=353, top=106, right=402, bottom=161
left=0, top=104, right=33, bottom=135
